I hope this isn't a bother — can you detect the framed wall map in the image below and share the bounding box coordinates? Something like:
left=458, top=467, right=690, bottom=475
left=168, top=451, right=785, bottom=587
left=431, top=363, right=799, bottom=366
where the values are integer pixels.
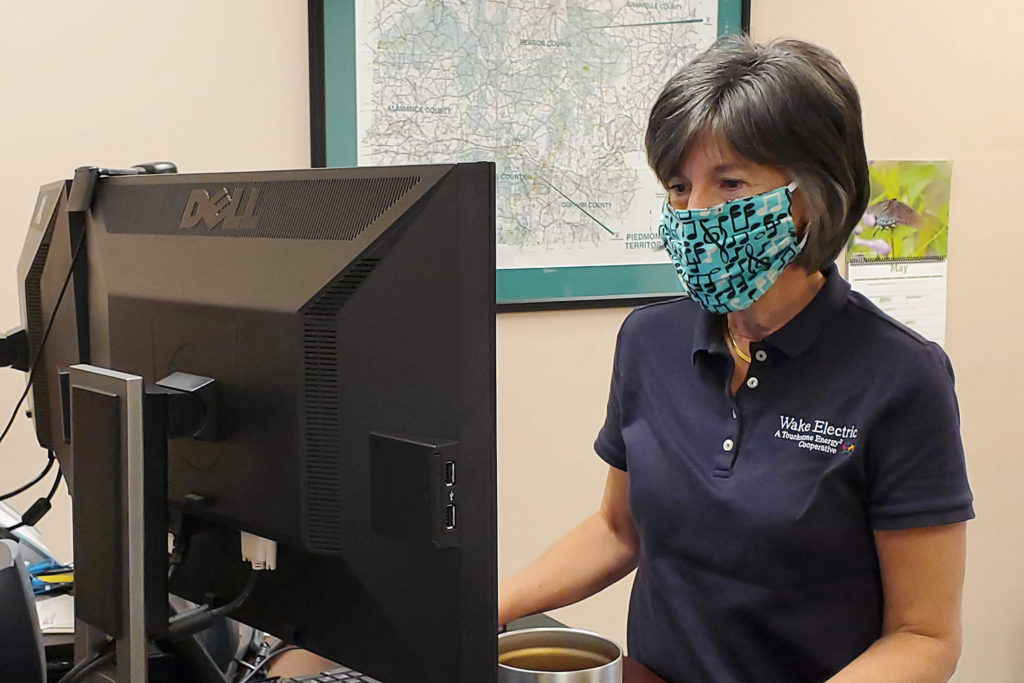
left=310, top=0, right=751, bottom=309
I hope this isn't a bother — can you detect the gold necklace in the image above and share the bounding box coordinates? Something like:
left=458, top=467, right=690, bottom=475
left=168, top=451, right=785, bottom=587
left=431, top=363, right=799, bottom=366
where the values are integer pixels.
left=726, top=323, right=752, bottom=364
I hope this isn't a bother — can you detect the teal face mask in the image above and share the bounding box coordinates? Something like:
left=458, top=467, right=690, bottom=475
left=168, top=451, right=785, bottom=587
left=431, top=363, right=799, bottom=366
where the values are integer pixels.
left=658, top=181, right=805, bottom=314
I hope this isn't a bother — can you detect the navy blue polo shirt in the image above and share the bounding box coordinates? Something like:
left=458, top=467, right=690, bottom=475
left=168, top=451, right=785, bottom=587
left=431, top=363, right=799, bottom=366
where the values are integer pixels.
left=594, top=265, right=973, bottom=683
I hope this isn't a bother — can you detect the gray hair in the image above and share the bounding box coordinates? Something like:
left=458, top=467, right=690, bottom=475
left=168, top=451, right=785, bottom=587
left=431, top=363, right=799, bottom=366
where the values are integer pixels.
left=645, top=34, right=869, bottom=272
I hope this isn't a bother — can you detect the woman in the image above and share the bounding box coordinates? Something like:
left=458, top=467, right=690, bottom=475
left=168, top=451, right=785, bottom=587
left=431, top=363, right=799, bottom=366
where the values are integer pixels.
left=498, top=35, right=973, bottom=683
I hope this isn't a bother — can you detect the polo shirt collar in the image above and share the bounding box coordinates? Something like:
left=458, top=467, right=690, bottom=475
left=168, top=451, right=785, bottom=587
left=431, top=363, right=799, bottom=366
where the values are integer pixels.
left=691, top=264, right=850, bottom=363
left=692, top=305, right=726, bottom=362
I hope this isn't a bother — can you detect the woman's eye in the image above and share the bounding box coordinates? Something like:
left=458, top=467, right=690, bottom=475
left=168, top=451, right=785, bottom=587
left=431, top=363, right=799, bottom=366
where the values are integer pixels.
left=668, top=183, right=690, bottom=194
left=721, top=178, right=744, bottom=190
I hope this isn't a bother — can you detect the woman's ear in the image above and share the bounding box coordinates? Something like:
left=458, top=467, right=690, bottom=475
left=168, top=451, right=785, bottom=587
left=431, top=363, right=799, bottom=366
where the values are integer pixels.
left=789, top=189, right=811, bottom=239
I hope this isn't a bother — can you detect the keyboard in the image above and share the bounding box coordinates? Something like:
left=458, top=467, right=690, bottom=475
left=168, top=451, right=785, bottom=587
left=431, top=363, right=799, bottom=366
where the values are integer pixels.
left=285, top=665, right=382, bottom=682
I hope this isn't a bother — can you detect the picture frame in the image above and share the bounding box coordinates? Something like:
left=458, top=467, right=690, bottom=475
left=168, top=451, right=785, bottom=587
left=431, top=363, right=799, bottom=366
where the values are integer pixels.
left=309, top=0, right=751, bottom=310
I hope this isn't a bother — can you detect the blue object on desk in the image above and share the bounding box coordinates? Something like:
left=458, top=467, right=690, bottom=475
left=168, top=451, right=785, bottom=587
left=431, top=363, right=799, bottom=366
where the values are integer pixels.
left=27, top=559, right=73, bottom=596
left=32, top=580, right=73, bottom=598
left=27, top=559, right=62, bottom=575
left=0, top=539, right=46, bottom=682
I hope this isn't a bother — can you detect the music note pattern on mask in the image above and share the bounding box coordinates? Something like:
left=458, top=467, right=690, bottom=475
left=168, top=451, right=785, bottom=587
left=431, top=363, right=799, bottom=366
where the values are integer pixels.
left=658, top=182, right=805, bottom=314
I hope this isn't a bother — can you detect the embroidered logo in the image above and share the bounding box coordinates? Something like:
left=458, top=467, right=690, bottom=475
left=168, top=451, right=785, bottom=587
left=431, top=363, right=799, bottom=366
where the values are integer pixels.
left=773, top=415, right=859, bottom=456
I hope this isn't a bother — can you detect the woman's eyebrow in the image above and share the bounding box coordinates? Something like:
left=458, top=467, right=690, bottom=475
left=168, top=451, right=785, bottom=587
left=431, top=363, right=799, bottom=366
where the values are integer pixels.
left=712, top=162, right=749, bottom=174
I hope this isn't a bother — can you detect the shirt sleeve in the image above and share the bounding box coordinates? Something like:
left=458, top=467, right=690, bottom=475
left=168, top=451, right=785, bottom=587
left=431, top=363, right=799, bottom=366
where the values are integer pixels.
left=866, top=342, right=974, bottom=530
left=594, top=322, right=628, bottom=471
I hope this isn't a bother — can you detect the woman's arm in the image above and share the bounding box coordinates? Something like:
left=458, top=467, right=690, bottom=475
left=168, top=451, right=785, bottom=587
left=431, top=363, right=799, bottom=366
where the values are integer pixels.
left=827, top=522, right=967, bottom=683
left=498, top=466, right=639, bottom=627
left=268, top=650, right=338, bottom=678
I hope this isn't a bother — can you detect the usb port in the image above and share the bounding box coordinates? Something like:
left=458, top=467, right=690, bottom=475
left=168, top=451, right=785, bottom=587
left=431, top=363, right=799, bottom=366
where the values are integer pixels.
left=445, top=504, right=456, bottom=530
left=443, top=460, right=456, bottom=486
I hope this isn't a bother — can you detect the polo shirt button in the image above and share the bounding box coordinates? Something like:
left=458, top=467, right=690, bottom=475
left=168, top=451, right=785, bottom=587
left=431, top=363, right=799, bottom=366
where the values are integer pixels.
left=722, top=439, right=735, bottom=452
left=746, top=376, right=759, bottom=389
left=754, top=350, right=767, bottom=362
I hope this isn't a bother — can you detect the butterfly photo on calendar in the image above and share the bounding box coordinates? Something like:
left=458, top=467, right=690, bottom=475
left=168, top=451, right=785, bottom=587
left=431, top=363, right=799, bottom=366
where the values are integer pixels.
left=847, top=160, right=952, bottom=262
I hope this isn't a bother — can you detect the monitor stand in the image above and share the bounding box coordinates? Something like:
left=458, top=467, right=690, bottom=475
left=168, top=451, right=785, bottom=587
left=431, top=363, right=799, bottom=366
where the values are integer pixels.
left=69, top=365, right=153, bottom=683
left=67, top=364, right=218, bottom=683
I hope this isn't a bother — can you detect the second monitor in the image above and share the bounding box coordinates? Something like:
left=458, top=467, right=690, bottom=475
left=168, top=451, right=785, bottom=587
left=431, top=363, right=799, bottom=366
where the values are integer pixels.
left=17, top=161, right=497, bottom=681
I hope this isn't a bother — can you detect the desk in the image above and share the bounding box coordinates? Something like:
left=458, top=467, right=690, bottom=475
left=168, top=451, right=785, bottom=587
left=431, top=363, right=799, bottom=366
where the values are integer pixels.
left=623, top=656, right=665, bottom=682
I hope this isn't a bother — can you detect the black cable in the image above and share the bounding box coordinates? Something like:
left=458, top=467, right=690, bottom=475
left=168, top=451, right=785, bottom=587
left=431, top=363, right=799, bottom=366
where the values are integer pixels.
left=0, top=450, right=55, bottom=501
left=164, top=570, right=259, bottom=642
left=2, top=463, right=63, bottom=533
left=167, top=509, right=196, bottom=583
left=59, top=570, right=259, bottom=683
left=57, top=650, right=115, bottom=683
left=0, top=219, right=87, bottom=448
left=56, top=639, right=116, bottom=683
left=44, top=464, right=63, bottom=499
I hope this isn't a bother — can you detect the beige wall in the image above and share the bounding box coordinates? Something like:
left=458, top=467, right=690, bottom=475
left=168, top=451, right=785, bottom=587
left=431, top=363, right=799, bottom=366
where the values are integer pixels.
left=0, top=0, right=311, bottom=562
left=498, top=307, right=631, bottom=636
left=1, top=1, right=1021, bottom=680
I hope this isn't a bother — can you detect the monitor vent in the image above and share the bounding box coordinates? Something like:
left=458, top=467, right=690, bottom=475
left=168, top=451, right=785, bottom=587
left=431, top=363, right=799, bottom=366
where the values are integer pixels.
left=302, top=257, right=381, bottom=552
left=25, top=241, right=52, bottom=447
left=100, top=176, right=421, bottom=241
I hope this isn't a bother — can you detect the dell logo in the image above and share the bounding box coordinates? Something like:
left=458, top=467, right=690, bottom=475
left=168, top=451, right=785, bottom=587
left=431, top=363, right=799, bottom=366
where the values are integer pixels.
left=180, top=187, right=260, bottom=230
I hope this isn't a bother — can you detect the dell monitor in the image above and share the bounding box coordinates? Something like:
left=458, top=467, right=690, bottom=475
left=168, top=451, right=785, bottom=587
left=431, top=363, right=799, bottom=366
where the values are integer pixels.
left=13, top=162, right=497, bottom=681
